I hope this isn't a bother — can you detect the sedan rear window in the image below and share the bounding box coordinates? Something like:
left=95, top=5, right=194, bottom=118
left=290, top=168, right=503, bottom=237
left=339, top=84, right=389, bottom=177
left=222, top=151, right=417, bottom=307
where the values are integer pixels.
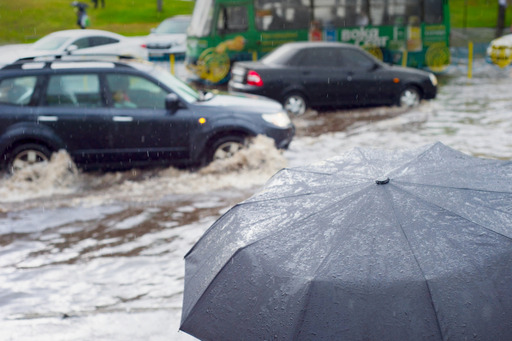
left=292, top=48, right=341, bottom=67
left=260, top=44, right=296, bottom=65
left=340, top=49, right=379, bottom=69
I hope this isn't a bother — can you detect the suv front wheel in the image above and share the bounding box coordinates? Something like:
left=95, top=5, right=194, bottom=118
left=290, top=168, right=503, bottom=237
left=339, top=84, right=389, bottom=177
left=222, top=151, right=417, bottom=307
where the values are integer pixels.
left=7, top=143, right=52, bottom=173
left=208, top=135, right=246, bottom=164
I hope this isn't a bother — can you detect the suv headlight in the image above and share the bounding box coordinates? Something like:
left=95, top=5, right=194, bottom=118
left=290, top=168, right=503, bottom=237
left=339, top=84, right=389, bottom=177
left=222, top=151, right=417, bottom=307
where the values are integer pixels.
left=262, top=112, right=291, bottom=128
left=429, top=73, right=438, bottom=86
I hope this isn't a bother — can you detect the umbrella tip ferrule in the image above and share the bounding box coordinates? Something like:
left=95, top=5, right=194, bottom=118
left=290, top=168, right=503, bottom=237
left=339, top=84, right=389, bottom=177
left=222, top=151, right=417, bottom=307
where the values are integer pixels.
left=375, top=177, right=390, bottom=185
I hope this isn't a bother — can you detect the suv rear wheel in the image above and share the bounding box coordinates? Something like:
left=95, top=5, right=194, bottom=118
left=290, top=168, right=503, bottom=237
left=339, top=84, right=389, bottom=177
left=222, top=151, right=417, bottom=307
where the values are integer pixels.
left=8, top=143, right=52, bottom=173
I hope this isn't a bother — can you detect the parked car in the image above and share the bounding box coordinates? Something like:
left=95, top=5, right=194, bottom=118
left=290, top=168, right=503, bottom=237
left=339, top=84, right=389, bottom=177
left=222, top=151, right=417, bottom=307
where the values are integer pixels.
left=486, top=33, right=512, bottom=68
left=144, top=15, right=191, bottom=61
left=0, top=58, right=294, bottom=173
left=228, top=42, right=438, bottom=116
left=0, top=29, right=147, bottom=68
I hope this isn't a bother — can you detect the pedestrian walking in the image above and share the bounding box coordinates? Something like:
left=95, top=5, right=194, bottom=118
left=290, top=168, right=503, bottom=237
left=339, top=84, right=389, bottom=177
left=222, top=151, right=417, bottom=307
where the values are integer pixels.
left=72, top=1, right=90, bottom=29
left=91, top=0, right=105, bottom=8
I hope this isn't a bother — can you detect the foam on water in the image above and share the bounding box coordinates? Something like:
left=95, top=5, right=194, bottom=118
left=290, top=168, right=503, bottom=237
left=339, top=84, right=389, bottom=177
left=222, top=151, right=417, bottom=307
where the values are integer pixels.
left=0, top=135, right=287, bottom=210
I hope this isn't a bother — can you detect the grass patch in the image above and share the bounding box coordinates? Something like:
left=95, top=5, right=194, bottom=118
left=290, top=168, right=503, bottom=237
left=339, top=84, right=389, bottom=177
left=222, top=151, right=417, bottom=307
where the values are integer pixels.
left=450, top=0, right=512, bottom=28
left=0, top=0, right=194, bottom=44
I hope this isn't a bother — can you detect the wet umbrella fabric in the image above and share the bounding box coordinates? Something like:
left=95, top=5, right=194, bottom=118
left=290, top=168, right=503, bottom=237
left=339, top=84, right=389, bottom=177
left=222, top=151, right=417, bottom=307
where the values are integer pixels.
left=180, top=142, right=512, bottom=340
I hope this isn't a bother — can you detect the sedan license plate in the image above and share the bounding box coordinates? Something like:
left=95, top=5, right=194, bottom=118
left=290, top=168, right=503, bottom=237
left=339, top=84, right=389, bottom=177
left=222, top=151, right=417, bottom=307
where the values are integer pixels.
left=232, top=74, right=244, bottom=83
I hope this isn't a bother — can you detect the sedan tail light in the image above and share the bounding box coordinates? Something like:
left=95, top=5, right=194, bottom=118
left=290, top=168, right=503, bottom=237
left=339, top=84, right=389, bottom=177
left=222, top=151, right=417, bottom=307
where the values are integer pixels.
left=246, top=70, right=263, bottom=87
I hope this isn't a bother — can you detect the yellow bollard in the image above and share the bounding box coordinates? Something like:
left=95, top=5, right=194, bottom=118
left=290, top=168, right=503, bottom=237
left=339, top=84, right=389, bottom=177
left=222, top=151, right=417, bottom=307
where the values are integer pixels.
left=170, top=54, right=175, bottom=75
left=252, top=51, right=258, bottom=61
left=402, top=49, right=408, bottom=67
left=467, top=41, right=473, bottom=79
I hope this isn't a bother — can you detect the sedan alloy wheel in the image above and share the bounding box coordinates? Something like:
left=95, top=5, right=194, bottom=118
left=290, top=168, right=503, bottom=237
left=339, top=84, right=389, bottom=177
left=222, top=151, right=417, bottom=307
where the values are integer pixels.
left=283, top=93, right=307, bottom=116
left=399, top=86, right=421, bottom=107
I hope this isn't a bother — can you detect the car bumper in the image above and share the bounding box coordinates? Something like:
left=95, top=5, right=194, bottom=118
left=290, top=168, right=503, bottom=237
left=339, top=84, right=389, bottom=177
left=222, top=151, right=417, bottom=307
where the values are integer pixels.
left=147, top=49, right=186, bottom=61
left=264, top=124, right=295, bottom=150
left=275, top=123, right=295, bottom=149
left=422, top=83, right=437, bottom=100
left=228, top=82, right=277, bottom=101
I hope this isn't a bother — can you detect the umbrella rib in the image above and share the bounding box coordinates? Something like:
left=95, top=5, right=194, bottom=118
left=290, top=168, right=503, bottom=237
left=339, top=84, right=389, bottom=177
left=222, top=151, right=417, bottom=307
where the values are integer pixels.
left=393, top=183, right=512, bottom=241
left=240, top=184, right=374, bottom=250
left=184, top=200, right=296, bottom=258
left=386, top=187, right=446, bottom=340
left=290, top=188, right=375, bottom=339
left=284, top=168, right=339, bottom=176
left=184, top=185, right=374, bottom=333
left=395, top=180, right=512, bottom=196
left=240, top=182, right=366, bottom=206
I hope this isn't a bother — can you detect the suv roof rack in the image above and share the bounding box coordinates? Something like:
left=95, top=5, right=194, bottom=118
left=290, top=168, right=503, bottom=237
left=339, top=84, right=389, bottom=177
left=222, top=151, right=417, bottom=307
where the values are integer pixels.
left=1, top=54, right=144, bottom=70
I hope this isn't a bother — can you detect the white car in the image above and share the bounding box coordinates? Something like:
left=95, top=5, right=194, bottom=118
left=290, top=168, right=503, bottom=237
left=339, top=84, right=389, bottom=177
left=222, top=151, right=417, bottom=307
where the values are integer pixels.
left=0, top=29, right=147, bottom=67
left=486, top=33, right=512, bottom=68
left=144, top=15, right=190, bottom=60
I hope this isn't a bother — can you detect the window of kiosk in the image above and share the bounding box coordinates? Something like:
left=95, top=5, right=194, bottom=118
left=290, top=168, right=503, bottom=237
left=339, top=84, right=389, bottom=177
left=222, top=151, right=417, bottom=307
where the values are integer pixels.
left=255, top=0, right=310, bottom=31
left=217, top=6, right=249, bottom=34
left=424, top=0, right=443, bottom=24
left=384, top=0, right=422, bottom=26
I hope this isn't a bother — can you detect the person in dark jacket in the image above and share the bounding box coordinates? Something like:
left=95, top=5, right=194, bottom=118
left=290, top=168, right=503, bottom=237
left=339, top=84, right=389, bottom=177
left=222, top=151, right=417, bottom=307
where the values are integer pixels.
left=91, top=0, right=105, bottom=8
left=72, top=1, right=90, bottom=29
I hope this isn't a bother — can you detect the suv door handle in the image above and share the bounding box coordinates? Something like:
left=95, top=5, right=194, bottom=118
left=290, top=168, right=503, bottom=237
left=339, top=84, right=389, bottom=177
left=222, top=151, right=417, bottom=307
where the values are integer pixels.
left=113, top=116, right=133, bottom=122
left=38, top=116, right=58, bottom=122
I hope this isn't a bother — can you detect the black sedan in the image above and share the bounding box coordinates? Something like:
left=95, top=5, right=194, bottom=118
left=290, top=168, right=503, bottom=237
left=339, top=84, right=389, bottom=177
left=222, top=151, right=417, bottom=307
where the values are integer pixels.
left=0, top=58, right=294, bottom=173
left=228, top=42, right=438, bottom=116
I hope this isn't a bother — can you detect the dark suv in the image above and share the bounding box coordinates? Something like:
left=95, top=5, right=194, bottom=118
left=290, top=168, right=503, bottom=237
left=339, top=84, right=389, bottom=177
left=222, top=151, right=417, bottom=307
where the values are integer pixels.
left=0, top=58, right=294, bottom=172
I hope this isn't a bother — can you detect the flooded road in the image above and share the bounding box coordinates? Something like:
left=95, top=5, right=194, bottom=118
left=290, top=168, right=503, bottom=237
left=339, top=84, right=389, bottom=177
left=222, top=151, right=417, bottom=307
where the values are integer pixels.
left=1, top=60, right=512, bottom=340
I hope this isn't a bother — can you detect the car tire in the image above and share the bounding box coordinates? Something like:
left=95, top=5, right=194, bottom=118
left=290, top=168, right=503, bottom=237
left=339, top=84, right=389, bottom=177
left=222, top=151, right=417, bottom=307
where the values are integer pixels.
left=398, top=86, right=421, bottom=107
left=283, top=92, right=307, bottom=116
left=7, top=143, right=52, bottom=174
left=208, top=135, right=246, bottom=164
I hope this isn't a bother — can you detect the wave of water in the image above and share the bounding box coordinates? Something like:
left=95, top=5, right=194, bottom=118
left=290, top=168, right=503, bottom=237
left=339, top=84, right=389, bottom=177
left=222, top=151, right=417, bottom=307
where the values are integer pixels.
left=0, top=135, right=287, bottom=211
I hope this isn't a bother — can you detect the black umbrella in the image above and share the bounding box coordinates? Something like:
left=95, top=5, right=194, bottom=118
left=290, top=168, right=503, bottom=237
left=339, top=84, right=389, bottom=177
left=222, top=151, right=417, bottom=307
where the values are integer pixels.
left=180, top=142, right=512, bottom=340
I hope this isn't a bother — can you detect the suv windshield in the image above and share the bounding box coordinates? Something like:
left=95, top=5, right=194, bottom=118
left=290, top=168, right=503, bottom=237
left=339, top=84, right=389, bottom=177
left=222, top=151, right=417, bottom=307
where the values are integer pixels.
left=32, top=35, right=69, bottom=51
left=149, top=66, right=201, bottom=103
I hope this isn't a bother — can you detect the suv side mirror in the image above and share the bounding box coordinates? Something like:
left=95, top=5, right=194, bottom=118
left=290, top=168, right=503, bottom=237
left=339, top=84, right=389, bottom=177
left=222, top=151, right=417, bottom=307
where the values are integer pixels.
left=165, top=93, right=180, bottom=112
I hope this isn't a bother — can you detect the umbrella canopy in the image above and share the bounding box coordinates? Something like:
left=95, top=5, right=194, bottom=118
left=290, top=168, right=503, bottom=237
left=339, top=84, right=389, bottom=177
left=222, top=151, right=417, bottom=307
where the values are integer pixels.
left=180, top=142, right=512, bottom=340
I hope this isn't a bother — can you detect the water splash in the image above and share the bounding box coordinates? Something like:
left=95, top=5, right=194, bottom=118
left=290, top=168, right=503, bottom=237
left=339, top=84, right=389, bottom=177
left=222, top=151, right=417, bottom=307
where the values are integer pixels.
left=0, top=135, right=287, bottom=211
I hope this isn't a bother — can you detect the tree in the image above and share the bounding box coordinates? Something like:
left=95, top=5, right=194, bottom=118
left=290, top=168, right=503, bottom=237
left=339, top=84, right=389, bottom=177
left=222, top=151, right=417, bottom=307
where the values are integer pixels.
left=157, top=0, right=163, bottom=12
